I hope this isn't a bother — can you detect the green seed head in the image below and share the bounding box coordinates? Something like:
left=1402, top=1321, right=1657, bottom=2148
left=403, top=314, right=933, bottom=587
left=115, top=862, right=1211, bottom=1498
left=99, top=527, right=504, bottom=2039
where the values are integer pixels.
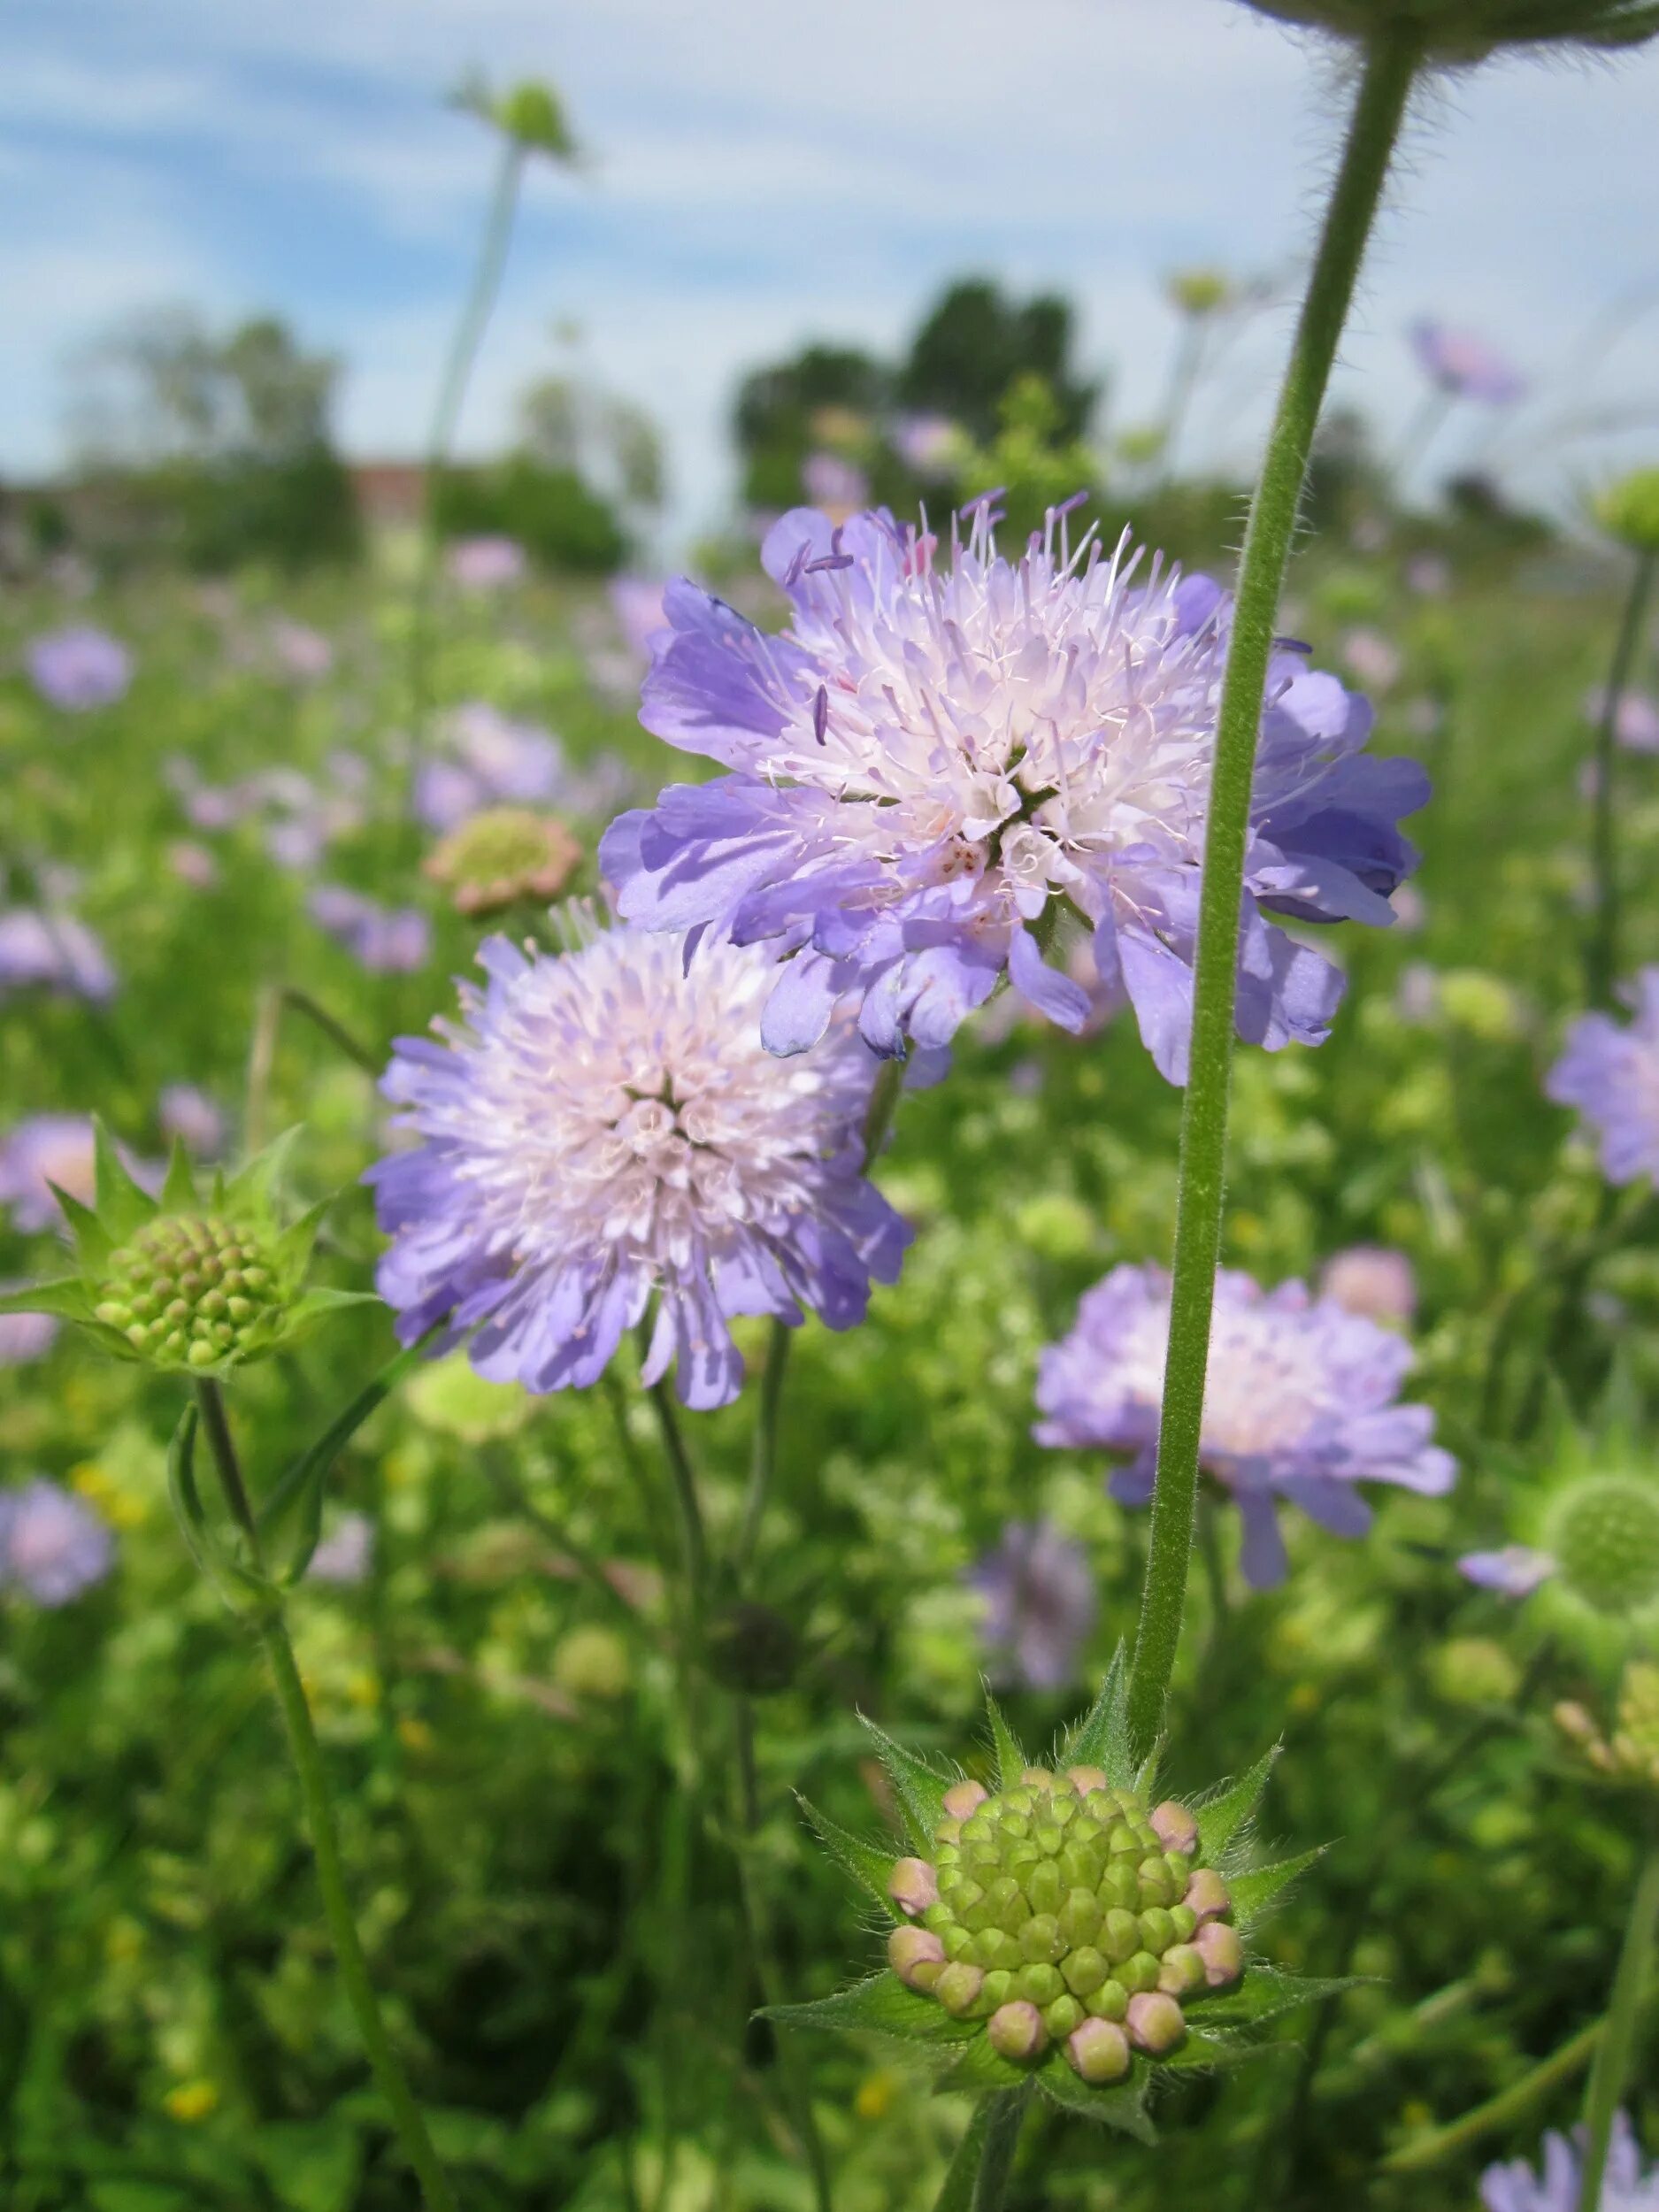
left=887, top=1770, right=1238, bottom=2067
left=1548, top=1475, right=1659, bottom=1618
left=98, top=1216, right=282, bottom=1373
left=1595, top=468, right=1659, bottom=556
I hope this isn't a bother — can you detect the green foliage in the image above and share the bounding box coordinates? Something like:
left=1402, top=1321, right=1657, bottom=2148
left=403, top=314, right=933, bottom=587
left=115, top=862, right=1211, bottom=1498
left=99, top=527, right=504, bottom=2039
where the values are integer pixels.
left=432, top=457, right=626, bottom=574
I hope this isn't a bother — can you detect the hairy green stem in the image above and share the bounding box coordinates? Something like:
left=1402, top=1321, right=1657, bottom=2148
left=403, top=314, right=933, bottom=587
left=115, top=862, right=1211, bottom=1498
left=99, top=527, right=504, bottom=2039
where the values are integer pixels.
left=1125, top=27, right=1421, bottom=1756
left=646, top=1377, right=708, bottom=1620
left=1381, top=2014, right=1612, bottom=2173
left=733, top=1319, right=792, bottom=1583
left=191, top=1384, right=457, bottom=2212
left=1586, top=546, right=1656, bottom=1009
left=966, top=2087, right=1031, bottom=2212
left=1578, top=1833, right=1659, bottom=2212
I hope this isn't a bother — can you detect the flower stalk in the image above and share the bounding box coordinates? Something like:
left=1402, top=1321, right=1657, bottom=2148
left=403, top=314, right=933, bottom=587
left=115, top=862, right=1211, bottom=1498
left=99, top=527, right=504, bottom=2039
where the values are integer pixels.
left=1577, top=1829, right=1659, bottom=2212
left=1125, top=24, right=1422, bottom=1755
left=1586, top=546, right=1657, bottom=1009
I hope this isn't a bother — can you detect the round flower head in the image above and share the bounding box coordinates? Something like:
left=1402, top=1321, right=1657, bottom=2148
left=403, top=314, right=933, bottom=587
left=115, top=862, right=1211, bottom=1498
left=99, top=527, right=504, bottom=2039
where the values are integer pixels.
left=0, top=910, right=117, bottom=1002
left=1409, top=319, right=1526, bottom=403
left=968, top=1519, right=1097, bottom=1689
left=447, top=535, right=527, bottom=590
left=602, top=503, right=1426, bottom=1083
left=1240, top=0, right=1659, bottom=59
left=423, top=806, right=583, bottom=916
left=1481, top=2113, right=1659, bottom=2212
left=308, top=887, right=431, bottom=974
left=1034, top=1263, right=1455, bottom=1587
left=0, top=1479, right=114, bottom=1605
left=365, top=914, right=912, bottom=1409
left=0, top=1113, right=99, bottom=1233
left=1318, top=1243, right=1417, bottom=1326
left=1547, top=970, right=1659, bottom=1186
left=26, top=625, right=132, bottom=710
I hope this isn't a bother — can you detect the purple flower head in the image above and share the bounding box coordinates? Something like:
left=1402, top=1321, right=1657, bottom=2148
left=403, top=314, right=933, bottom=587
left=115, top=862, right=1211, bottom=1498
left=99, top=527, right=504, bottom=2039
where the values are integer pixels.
left=448, top=535, right=527, bottom=590
left=802, top=452, right=871, bottom=513
left=602, top=504, right=1427, bottom=1083
left=1481, top=2114, right=1659, bottom=2212
left=158, top=1084, right=227, bottom=1159
left=891, top=412, right=962, bottom=480
left=1583, top=686, right=1659, bottom=755
left=0, top=1295, right=59, bottom=1364
left=967, top=1519, right=1096, bottom=1689
left=167, top=840, right=219, bottom=889
left=0, top=1479, right=114, bottom=1605
left=1034, top=1263, right=1455, bottom=1588
left=1318, top=1243, right=1417, bottom=1327
left=1458, top=1544, right=1557, bottom=1598
left=0, top=1113, right=97, bottom=1233
left=365, top=915, right=912, bottom=1409
left=269, top=619, right=334, bottom=682
left=27, top=626, right=132, bottom=711
left=1409, top=320, right=1526, bottom=405
left=609, top=577, right=669, bottom=664
left=0, top=910, right=117, bottom=1002
left=450, top=703, right=564, bottom=803
left=307, top=1509, right=374, bottom=1586
left=1546, top=969, right=1659, bottom=1186
left=309, top=887, right=431, bottom=974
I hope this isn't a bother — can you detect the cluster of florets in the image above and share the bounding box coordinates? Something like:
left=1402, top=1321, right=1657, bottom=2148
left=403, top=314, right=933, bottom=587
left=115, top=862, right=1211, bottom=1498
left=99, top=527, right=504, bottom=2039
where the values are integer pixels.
left=885, top=1767, right=1240, bottom=2081
left=95, top=1214, right=280, bottom=1371
left=422, top=805, right=582, bottom=917
left=1555, top=1663, right=1659, bottom=1792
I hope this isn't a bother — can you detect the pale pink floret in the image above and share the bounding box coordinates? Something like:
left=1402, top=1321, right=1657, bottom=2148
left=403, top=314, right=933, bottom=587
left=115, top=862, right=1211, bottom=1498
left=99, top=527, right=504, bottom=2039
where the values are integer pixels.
left=941, top=1779, right=988, bottom=1820
left=1066, top=2016, right=1131, bottom=2083
left=1194, top=1921, right=1245, bottom=1987
left=1150, top=1800, right=1198, bottom=1854
left=1126, top=1991, right=1186, bottom=2054
left=987, top=2000, right=1048, bottom=2062
left=1184, top=1868, right=1231, bottom=1924
left=888, top=1857, right=939, bottom=1916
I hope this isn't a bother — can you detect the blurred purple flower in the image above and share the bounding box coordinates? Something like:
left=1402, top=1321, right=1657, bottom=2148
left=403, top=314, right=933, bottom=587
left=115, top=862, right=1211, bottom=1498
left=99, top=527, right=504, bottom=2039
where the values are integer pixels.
left=1341, top=628, right=1401, bottom=694
left=167, top=840, right=220, bottom=889
left=968, top=1519, right=1096, bottom=1689
left=1034, top=1263, right=1455, bottom=1587
left=1319, top=1244, right=1417, bottom=1327
left=450, top=703, right=564, bottom=803
left=27, top=626, right=132, bottom=710
left=309, top=887, right=431, bottom=974
left=603, top=504, right=1426, bottom=1083
left=1405, top=553, right=1452, bottom=597
left=609, top=577, right=669, bottom=664
left=307, top=1509, right=374, bottom=1586
left=0, top=1479, right=114, bottom=1605
left=448, top=536, right=527, bottom=590
left=1480, top=2113, right=1658, bottom=2211
left=270, top=619, right=334, bottom=681
left=366, top=917, right=911, bottom=1409
left=0, top=1296, right=59, bottom=1364
left=0, top=1113, right=97, bottom=1232
left=1546, top=969, right=1659, bottom=1186
left=158, top=1084, right=227, bottom=1158
left=414, top=760, right=486, bottom=833
left=1458, top=1544, right=1556, bottom=1599
left=802, top=452, right=870, bottom=512
left=0, top=910, right=117, bottom=1002
left=891, top=412, right=961, bottom=479
left=1584, top=686, right=1659, bottom=755
left=1409, top=321, right=1526, bottom=405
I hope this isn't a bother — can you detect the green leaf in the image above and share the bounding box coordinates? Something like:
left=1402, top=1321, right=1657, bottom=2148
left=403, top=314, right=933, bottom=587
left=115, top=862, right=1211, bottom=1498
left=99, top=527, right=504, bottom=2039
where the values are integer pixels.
left=273, top=1194, right=334, bottom=1282
left=1228, top=1846, right=1326, bottom=1933
left=763, top=1973, right=977, bottom=2049
left=1193, top=1965, right=1369, bottom=2030
left=283, top=1287, right=384, bottom=1345
left=1196, top=1745, right=1279, bottom=1863
left=91, top=1117, right=157, bottom=1238
left=1034, top=2049, right=1156, bottom=2143
left=1057, top=1645, right=1135, bottom=1787
left=856, top=1714, right=951, bottom=1850
left=221, top=1125, right=305, bottom=1217
left=983, top=1686, right=1027, bottom=1788
left=166, top=1404, right=276, bottom=1617
left=1158, top=2025, right=1281, bottom=2073
left=160, top=1138, right=196, bottom=1212
left=933, top=2032, right=1032, bottom=2096
left=250, top=2118, right=364, bottom=2212
left=50, top=1181, right=113, bottom=1271
left=0, top=1278, right=89, bottom=1321
left=796, top=1795, right=899, bottom=1917
left=933, top=2099, right=998, bottom=2212
left=261, top=1333, right=427, bottom=1581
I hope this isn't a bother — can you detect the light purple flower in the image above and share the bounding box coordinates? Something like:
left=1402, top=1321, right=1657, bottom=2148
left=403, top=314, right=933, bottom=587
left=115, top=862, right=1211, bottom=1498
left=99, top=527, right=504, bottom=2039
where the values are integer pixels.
left=158, top=1084, right=227, bottom=1158
left=448, top=536, right=527, bottom=590
left=602, top=504, right=1426, bottom=1083
left=166, top=841, right=219, bottom=889
left=1409, top=320, right=1526, bottom=405
left=968, top=1519, right=1096, bottom=1689
left=309, top=887, right=431, bottom=974
left=802, top=452, right=870, bottom=513
left=26, top=626, right=132, bottom=711
left=269, top=619, right=334, bottom=682
left=307, top=1509, right=374, bottom=1586
left=1341, top=628, right=1401, bottom=695
left=891, top=412, right=962, bottom=480
left=1319, top=1244, right=1417, bottom=1327
left=1481, top=2114, right=1659, bottom=2211
left=610, top=577, right=670, bottom=664
left=0, top=1114, right=97, bottom=1233
left=0, top=910, right=117, bottom=1002
left=366, top=917, right=912, bottom=1409
left=1546, top=969, right=1659, bottom=1186
left=414, top=760, right=487, bottom=833
left=1458, top=1544, right=1556, bottom=1598
left=0, top=1479, right=114, bottom=1605
left=0, top=1296, right=59, bottom=1364
left=1033, top=1263, right=1456, bottom=1588
left=450, top=703, right=564, bottom=803
left=1584, top=687, right=1659, bottom=755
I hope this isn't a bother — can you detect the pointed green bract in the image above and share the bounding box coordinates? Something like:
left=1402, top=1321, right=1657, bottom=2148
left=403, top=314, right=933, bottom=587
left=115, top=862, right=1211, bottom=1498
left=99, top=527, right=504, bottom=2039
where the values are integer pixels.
left=983, top=1690, right=1027, bottom=1790
left=1196, top=1746, right=1279, bottom=1863
left=1228, top=1847, right=1328, bottom=1933
left=856, top=1713, right=952, bottom=1850
left=1057, top=1644, right=1137, bottom=1789
left=796, top=1796, right=903, bottom=1917
left=1034, top=2052, right=1156, bottom=2143
left=764, top=1975, right=978, bottom=2047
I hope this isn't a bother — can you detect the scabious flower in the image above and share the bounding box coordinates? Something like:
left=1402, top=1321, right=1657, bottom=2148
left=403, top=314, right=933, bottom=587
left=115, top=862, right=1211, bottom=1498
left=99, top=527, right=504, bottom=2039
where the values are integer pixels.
left=268, top=619, right=334, bottom=682
left=1318, top=1243, right=1417, bottom=1326
left=1481, top=2114, right=1659, bottom=2212
left=308, top=887, right=431, bottom=974
left=423, top=806, right=583, bottom=916
left=1409, top=320, right=1526, bottom=404
left=803, top=452, right=871, bottom=515
left=0, top=910, right=117, bottom=1002
left=26, top=626, right=132, bottom=710
left=609, top=576, right=668, bottom=663
left=0, top=1479, right=114, bottom=1604
left=0, top=1298, right=59, bottom=1363
left=891, top=413, right=964, bottom=480
left=1583, top=686, right=1659, bottom=756
left=307, top=1509, right=374, bottom=1586
left=366, top=914, right=911, bottom=1408
left=968, top=1520, right=1097, bottom=1689
left=1546, top=970, right=1659, bottom=1186
left=1034, top=1263, right=1455, bottom=1587
left=0, top=1114, right=98, bottom=1233
left=448, top=536, right=527, bottom=590
left=158, top=1085, right=227, bottom=1159
left=602, top=503, right=1426, bottom=1083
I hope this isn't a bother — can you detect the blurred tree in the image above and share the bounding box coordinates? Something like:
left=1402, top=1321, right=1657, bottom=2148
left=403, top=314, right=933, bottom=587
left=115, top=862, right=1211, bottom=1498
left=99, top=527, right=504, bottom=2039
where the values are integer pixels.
left=957, top=373, right=1104, bottom=545
left=733, top=343, right=888, bottom=513
left=898, top=278, right=1098, bottom=445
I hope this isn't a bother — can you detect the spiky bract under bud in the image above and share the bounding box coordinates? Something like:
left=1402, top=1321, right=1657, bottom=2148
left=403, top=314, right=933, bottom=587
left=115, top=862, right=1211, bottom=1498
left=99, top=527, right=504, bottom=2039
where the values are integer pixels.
left=902, top=1772, right=1231, bottom=2067
left=1240, top=0, right=1659, bottom=60
left=1546, top=1475, right=1659, bottom=1618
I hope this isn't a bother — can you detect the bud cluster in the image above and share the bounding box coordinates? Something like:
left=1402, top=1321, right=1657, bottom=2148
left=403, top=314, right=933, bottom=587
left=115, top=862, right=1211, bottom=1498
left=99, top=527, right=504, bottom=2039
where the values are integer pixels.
left=95, top=1215, right=280, bottom=1371
left=1555, top=1663, right=1659, bottom=1792
left=423, top=806, right=582, bottom=918
left=885, top=1767, right=1240, bottom=2084
left=1548, top=1475, right=1659, bottom=1620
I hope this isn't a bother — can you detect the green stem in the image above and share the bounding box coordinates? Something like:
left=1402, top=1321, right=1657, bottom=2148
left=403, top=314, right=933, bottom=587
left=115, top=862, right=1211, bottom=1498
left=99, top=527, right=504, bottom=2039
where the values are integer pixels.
left=1380, top=2013, right=1614, bottom=2172
left=1586, top=547, right=1656, bottom=1009
left=1578, top=1832, right=1659, bottom=2212
left=1124, top=26, right=1421, bottom=1758
left=861, top=1055, right=906, bottom=1168
left=646, top=1377, right=708, bottom=1622
left=733, top=1319, right=791, bottom=1583
left=964, top=2087, right=1031, bottom=2212
left=246, top=984, right=380, bottom=1153
left=190, top=1386, right=458, bottom=2212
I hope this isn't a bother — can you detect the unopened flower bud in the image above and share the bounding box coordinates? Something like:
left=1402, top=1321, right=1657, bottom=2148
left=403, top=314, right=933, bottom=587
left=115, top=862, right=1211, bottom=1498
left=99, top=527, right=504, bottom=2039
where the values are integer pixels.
left=936, top=1962, right=985, bottom=2017
left=1065, top=1764, right=1110, bottom=1795
left=1184, top=1868, right=1231, bottom=1924
left=888, top=1858, right=938, bottom=1916
left=1126, top=1991, right=1186, bottom=2055
left=942, top=1779, right=988, bottom=1821
left=887, top=1926, right=947, bottom=1991
left=987, top=1999, right=1048, bottom=2062
left=1150, top=1800, right=1198, bottom=1855
left=1158, top=1944, right=1207, bottom=1996
left=1067, top=2015, right=1131, bottom=2084
left=1548, top=1475, right=1659, bottom=1618
left=1194, top=1922, right=1245, bottom=1988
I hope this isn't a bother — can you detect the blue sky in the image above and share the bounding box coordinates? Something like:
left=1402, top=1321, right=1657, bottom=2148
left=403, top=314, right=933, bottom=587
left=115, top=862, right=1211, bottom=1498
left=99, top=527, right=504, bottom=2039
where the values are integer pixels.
left=7, top=0, right=1659, bottom=548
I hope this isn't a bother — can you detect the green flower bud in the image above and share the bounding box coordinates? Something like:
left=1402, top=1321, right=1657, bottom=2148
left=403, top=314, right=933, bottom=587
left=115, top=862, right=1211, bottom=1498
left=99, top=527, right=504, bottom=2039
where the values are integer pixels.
left=1044, top=1993, right=1086, bottom=2039
left=941, top=1924, right=973, bottom=1962
left=1101, top=1908, right=1141, bottom=1964
left=1066, top=2016, right=1131, bottom=2083
left=1239, top=0, right=1659, bottom=61
left=1058, top=1889, right=1102, bottom=1949
left=1158, top=1944, right=1207, bottom=1996
left=1018, top=1914, right=1066, bottom=1965
left=1138, top=1908, right=1176, bottom=1955
left=1061, top=1946, right=1109, bottom=1998
left=971, top=1928, right=1022, bottom=1972
left=980, top=1969, right=1016, bottom=2012
left=1015, top=1962, right=1064, bottom=2008
left=1169, top=1903, right=1198, bottom=1944
left=1120, top=1952, right=1163, bottom=1996
left=936, top=1962, right=986, bottom=2017
left=887, top=1926, right=947, bottom=1992
left=1594, top=468, right=1659, bottom=555
left=1126, top=1991, right=1186, bottom=2055
left=987, top=2000, right=1048, bottom=2062
left=1027, top=1860, right=1064, bottom=1917
left=1098, top=1863, right=1141, bottom=1912
left=1087, top=1978, right=1129, bottom=2021
left=1548, top=1476, right=1659, bottom=1617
